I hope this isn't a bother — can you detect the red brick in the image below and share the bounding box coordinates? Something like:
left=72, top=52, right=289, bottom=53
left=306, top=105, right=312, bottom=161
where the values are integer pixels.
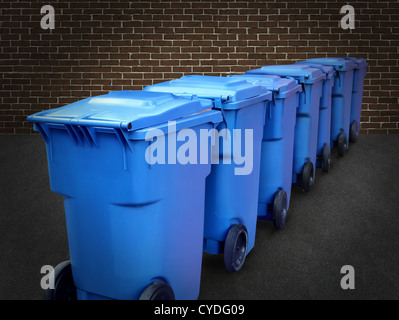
left=366, top=129, right=388, bottom=134
left=0, top=0, right=398, bottom=134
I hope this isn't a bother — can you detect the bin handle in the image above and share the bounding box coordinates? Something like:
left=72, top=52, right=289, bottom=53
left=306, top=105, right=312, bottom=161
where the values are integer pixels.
left=266, top=101, right=271, bottom=121
left=336, top=70, right=342, bottom=87
left=215, top=97, right=228, bottom=128
left=301, top=83, right=306, bottom=104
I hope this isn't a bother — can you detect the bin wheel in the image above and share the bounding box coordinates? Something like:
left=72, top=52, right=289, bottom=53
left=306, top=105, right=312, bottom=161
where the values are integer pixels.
left=302, top=161, right=314, bottom=193
left=337, top=132, right=347, bottom=157
left=44, top=260, right=77, bottom=300
left=139, top=282, right=175, bottom=300
left=224, top=224, right=248, bottom=272
left=273, top=190, right=288, bottom=230
left=322, top=144, right=332, bottom=173
left=350, top=121, right=358, bottom=143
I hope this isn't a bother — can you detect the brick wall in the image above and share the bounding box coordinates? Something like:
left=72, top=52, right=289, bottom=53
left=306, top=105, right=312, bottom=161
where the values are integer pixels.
left=1, top=0, right=398, bottom=134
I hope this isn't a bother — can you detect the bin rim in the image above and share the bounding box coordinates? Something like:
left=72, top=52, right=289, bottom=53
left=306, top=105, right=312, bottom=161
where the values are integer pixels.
left=128, top=109, right=223, bottom=140
left=300, top=58, right=357, bottom=72
left=27, top=90, right=219, bottom=133
left=245, top=65, right=326, bottom=85
left=293, top=62, right=336, bottom=80
left=228, top=74, right=302, bottom=98
left=340, top=57, right=369, bottom=70
left=217, top=90, right=273, bottom=110
left=143, top=75, right=274, bottom=110
left=30, top=109, right=223, bottom=143
left=143, top=75, right=271, bottom=106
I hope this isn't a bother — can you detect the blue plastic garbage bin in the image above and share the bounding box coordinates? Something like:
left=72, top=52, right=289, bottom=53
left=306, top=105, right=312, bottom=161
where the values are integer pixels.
left=27, top=90, right=222, bottom=300
left=229, top=74, right=301, bottom=228
left=294, top=62, right=335, bottom=172
left=144, top=75, right=272, bottom=272
left=343, top=58, right=368, bottom=143
left=299, top=58, right=357, bottom=156
left=245, top=65, right=326, bottom=192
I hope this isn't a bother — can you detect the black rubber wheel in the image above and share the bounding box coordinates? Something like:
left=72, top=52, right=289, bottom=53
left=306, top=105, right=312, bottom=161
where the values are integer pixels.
left=337, top=132, right=348, bottom=157
left=322, top=144, right=332, bottom=173
left=224, top=224, right=248, bottom=272
left=350, top=121, right=358, bottom=143
left=139, top=282, right=175, bottom=300
left=44, top=260, right=77, bottom=300
left=302, top=161, right=314, bottom=193
left=272, top=190, right=288, bottom=230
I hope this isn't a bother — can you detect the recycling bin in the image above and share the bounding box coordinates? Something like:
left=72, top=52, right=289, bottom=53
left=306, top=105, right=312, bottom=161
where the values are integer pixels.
left=144, top=75, right=272, bottom=272
left=245, top=65, right=326, bottom=192
left=229, top=74, right=301, bottom=229
left=27, top=90, right=223, bottom=300
left=294, top=62, right=335, bottom=172
left=343, top=57, right=368, bottom=142
left=299, top=58, right=357, bottom=156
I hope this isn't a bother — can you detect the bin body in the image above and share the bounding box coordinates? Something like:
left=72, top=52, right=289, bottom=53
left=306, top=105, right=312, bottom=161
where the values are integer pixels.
left=27, top=91, right=222, bottom=300
left=245, top=66, right=325, bottom=185
left=300, top=58, right=357, bottom=148
left=343, top=57, right=368, bottom=136
left=294, top=63, right=335, bottom=167
left=144, top=75, right=272, bottom=255
left=228, top=74, right=301, bottom=219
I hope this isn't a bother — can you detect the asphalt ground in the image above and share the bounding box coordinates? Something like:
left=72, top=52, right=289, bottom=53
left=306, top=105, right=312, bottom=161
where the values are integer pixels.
left=1, top=134, right=398, bottom=300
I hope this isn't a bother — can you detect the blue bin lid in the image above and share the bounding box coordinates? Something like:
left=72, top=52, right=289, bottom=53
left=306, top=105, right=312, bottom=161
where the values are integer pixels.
left=340, top=57, right=368, bottom=70
left=301, top=58, right=357, bottom=72
left=245, top=65, right=326, bottom=84
left=143, top=75, right=272, bottom=109
left=228, top=74, right=302, bottom=96
left=27, top=90, right=216, bottom=132
left=293, top=62, right=335, bottom=79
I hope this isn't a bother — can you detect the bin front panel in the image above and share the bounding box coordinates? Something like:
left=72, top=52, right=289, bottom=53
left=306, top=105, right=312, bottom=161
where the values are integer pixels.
left=43, top=120, right=215, bottom=300
left=257, top=92, right=299, bottom=218
left=295, top=63, right=336, bottom=160
left=203, top=100, right=266, bottom=254
left=329, top=70, right=354, bottom=144
left=145, top=75, right=271, bottom=256
left=291, top=80, right=323, bottom=181
left=344, top=58, right=368, bottom=134
left=27, top=92, right=223, bottom=300
left=227, top=74, right=301, bottom=218
left=316, top=77, right=334, bottom=158
left=297, top=58, right=357, bottom=145
left=244, top=65, right=325, bottom=183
